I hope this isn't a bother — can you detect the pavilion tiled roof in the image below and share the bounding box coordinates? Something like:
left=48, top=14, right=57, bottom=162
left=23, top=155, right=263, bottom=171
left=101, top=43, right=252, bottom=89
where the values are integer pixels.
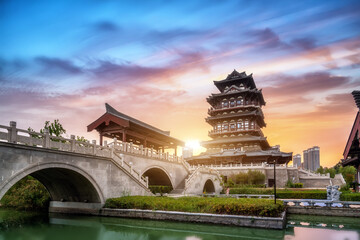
left=352, top=90, right=360, bottom=109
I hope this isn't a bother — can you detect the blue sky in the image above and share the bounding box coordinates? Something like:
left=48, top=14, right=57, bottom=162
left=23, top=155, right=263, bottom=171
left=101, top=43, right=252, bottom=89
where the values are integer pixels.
left=1, top=0, right=360, bottom=166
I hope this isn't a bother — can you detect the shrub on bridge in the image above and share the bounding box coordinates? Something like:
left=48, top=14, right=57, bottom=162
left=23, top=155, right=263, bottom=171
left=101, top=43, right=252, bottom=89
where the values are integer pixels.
left=340, top=193, right=360, bottom=201
left=104, top=196, right=285, bottom=217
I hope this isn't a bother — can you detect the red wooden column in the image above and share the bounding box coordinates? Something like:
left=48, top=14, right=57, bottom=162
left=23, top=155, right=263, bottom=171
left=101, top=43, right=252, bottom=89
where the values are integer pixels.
left=99, top=133, right=103, bottom=146
left=122, top=130, right=126, bottom=142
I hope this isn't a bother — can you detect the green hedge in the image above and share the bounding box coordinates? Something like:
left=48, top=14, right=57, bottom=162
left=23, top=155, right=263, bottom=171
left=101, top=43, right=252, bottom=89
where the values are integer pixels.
left=229, top=188, right=274, bottom=195
left=148, top=185, right=173, bottom=195
left=228, top=188, right=327, bottom=199
left=104, top=196, right=285, bottom=217
left=340, top=193, right=360, bottom=201
left=276, top=191, right=327, bottom=199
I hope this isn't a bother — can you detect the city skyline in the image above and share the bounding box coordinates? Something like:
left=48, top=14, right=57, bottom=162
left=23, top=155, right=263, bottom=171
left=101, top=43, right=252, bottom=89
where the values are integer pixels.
left=1, top=0, right=360, bottom=167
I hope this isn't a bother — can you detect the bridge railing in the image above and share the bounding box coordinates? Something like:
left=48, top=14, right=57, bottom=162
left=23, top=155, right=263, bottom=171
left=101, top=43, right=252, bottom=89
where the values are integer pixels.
left=187, top=162, right=298, bottom=170
left=105, top=138, right=185, bottom=165
left=184, top=166, right=222, bottom=191
left=0, top=121, right=149, bottom=189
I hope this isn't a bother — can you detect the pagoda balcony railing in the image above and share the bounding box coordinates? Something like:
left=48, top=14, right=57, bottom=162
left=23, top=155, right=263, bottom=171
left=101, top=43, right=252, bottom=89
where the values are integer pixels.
left=189, top=163, right=296, bottom=170
left=208, top=104, right=260, bottom=114
left=208, top=128, right=263, bottom=137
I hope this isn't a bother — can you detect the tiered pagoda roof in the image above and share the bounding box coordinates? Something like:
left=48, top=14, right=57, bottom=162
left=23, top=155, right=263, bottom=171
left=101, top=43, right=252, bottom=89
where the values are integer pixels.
left=187, top=70, right=292, bottom=165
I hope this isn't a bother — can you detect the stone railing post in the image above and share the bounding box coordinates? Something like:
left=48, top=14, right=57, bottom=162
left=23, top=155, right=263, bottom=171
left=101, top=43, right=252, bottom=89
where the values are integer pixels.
left=43, top=128, right=50, bottom=148
left=92, top=140, right=96, bottom=155
left=113, top=137, right=117, bottom=148
left=130, top=166, right=133, bottom=175
left=146, top=176, right=149, bottom=188
left=104, top=140, right=107, bottom=146
left=140, top=145, right=143, bottom=155
left=150, top=148, right=153, bottom=158
left=130, top=142, right=133, bottom=153
left=70, top=135, right=75, bottom=151
left=8, top=121, right=17, bottom=143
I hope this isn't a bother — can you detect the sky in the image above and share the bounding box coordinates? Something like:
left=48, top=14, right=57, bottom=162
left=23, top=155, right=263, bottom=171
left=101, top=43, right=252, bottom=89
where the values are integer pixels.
left=1, top=0, right=360, bottom=167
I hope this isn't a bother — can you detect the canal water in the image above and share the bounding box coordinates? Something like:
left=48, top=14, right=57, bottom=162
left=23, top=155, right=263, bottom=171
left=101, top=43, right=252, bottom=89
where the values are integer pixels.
left=0, top=209, right=359, bottom=240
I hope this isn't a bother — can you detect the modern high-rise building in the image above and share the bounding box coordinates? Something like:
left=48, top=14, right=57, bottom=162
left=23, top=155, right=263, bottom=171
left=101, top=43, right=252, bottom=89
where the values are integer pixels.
left=293, top=154, right=301, bottom=167
left=303, top=146, right=320, bottom=171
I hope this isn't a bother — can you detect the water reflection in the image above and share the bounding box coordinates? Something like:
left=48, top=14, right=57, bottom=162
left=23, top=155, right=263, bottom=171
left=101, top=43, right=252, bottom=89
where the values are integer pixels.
left=0, top=209, right=359, bottom=240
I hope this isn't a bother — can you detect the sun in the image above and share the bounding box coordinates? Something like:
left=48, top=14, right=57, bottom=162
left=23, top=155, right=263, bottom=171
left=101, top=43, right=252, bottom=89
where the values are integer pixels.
left=185, top=140, right=201, bottom=150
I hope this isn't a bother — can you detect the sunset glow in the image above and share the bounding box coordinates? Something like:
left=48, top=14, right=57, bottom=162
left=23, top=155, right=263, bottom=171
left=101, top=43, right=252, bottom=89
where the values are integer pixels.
left=1, top=0, right=360, bottom=167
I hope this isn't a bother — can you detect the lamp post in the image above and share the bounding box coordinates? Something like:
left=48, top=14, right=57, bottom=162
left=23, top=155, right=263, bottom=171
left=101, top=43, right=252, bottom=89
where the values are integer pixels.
left=273, top=159, right=277, bottom=205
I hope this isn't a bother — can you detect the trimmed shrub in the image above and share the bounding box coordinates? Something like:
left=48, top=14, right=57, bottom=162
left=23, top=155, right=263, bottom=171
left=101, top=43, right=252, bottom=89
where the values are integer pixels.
left=235, top=172, right=248, bottom=185
left=104, top=196, right=285, bottom=217
left=285, top=180, right=294, bottom=188
left=248, top=170, right=266, bottom=185
left=340, top=193, right=360, bottom=201
left=276, top=190, right=326, bottom=199
left=228, top=187, right=326, bottom=199
left=229, top=188, right=273, bottom=195
left=294, top=183, right=303, bottom=188
left=148, top=185, right=173, bottom=195
left=225, top=171, right=265, bottom=187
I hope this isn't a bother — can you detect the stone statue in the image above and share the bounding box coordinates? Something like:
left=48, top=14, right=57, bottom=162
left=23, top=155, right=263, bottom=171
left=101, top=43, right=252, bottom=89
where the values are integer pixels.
left=331, top=185, right=341, bottom=201
left=326, top=186, right=332, bottom=200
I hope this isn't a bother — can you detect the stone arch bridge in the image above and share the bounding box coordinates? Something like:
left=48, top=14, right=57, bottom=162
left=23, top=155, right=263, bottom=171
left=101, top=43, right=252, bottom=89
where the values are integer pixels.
left=0, top=122, right=222, bottom=211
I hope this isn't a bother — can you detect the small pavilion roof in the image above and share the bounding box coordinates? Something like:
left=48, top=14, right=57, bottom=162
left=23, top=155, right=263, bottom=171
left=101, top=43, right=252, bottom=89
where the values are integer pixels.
left=87, top=103, right=184, bottom=147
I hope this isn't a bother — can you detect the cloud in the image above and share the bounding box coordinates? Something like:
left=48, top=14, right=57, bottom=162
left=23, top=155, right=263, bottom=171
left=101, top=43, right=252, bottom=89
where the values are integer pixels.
left=263, top=72, right=352, bottom=98
left=35, top=56, right=83, bottom=75
left=291, top=37, right=317, bottom=51
left=94, top=21, right=119, bottom=32
left=247, top=28, right=289, bottom=50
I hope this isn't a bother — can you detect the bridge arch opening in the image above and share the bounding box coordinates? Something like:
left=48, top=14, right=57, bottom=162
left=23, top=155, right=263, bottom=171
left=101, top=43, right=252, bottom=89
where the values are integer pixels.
left=142, top=167, right=173, bottom=189
left=1, top=165, right=104, bottom=204
left=203, top=179, right=215, bottom=194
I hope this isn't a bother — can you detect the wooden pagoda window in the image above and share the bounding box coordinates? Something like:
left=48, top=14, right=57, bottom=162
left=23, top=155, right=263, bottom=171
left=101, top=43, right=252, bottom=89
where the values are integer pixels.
left=237, top=99, right=243, bottom=106
left=230, top=123, right=236, bottom=131
left=230, top=101, right=235, bottom=107
left=237, top=122, right=243, bottom=130
left=250, top=121, right=255, bottom=129
left=223, top=124, right=228, bottom=132
left=245, top=120, right=249, bottom=130
left=223, top=102, right=229, bottom=108
left=217, top=124, right=222, bottom=132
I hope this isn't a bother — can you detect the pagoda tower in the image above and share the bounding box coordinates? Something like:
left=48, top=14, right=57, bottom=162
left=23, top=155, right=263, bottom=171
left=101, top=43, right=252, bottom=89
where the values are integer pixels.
left=187, top=70, right=291, bottom=165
